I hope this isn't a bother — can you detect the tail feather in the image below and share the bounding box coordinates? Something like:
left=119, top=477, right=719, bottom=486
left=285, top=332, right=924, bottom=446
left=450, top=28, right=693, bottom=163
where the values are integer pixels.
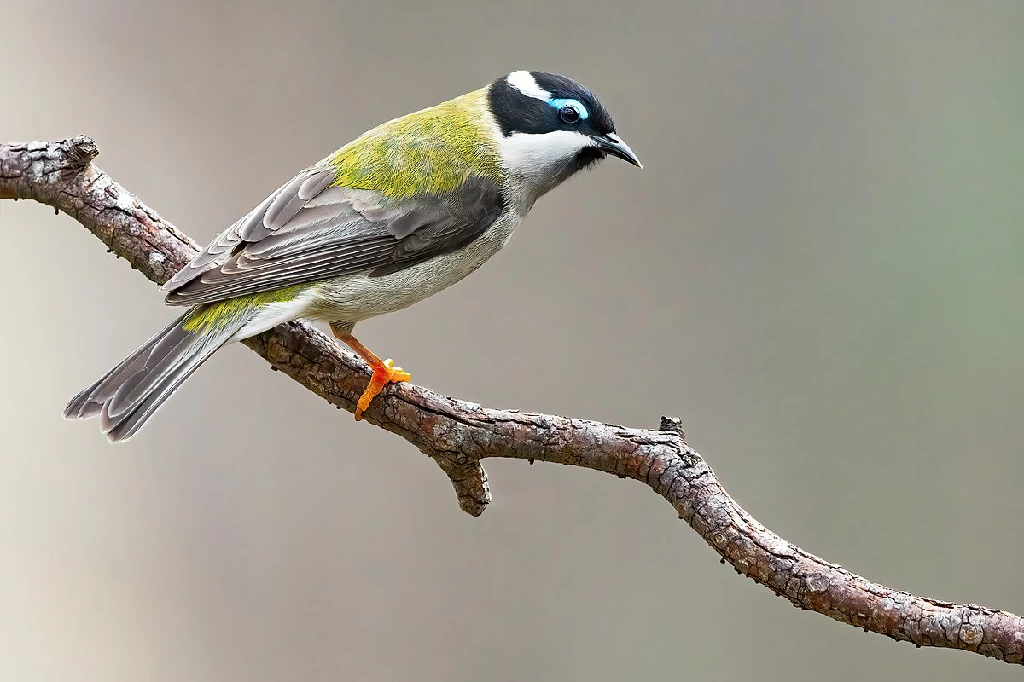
left=64, top=317, right=182, bottom=421
left=65, top=307, right=246, bottom=442
left=103, top=338, right=221, bottom=442
left=103, top=321, right=211, bottom=424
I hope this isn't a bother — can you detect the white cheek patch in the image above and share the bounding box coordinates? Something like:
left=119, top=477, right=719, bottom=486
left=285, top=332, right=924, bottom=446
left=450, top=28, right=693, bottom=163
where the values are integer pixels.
left=506, top=71, right=551, bottom=101
left=500, top=130, right=593, bottom=178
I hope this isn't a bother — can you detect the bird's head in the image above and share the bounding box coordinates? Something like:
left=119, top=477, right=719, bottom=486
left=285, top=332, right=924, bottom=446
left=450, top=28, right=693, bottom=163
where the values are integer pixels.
left=487, top=71, right=641, bottom=200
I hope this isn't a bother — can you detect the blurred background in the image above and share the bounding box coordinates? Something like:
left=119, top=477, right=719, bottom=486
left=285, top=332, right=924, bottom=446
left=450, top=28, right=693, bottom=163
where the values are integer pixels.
left=3, top=1, right=1024, bottom=680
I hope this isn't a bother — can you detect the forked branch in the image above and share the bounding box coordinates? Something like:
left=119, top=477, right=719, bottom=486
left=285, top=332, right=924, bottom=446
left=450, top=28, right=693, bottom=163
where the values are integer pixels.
left=2, top=137, right=1021, bottom=665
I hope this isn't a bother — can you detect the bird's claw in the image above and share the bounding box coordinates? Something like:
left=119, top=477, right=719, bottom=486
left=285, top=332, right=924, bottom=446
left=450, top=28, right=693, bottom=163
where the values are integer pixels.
left=354, top=359, right=411, bottom=420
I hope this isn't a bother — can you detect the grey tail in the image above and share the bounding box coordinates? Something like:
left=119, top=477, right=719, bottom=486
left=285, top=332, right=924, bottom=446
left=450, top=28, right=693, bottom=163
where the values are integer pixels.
left=64, top=306, right=244, bottom=442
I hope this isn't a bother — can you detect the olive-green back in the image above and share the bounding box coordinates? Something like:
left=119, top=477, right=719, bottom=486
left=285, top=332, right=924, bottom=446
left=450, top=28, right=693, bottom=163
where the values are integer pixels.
left=328, top=88, right=503, bottom=199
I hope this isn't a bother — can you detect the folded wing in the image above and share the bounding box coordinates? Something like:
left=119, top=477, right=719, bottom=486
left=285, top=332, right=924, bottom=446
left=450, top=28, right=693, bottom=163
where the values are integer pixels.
left=162, top=166, right=504, bottom=306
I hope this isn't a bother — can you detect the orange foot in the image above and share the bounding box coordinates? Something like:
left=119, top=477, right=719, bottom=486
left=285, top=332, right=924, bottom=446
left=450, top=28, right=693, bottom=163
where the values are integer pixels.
left=355, top=358, right=410, bottom=420
left=330, top=325, right=411, bottom=420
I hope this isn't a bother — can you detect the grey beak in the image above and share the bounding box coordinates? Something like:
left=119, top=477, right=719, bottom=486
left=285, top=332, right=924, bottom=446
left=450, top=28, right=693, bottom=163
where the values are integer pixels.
left=592, top=132, right=642, bottom=168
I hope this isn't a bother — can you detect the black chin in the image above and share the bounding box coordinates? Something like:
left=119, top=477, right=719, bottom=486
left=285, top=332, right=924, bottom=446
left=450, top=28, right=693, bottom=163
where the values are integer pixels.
left=565, top=147, right=606, bottom=178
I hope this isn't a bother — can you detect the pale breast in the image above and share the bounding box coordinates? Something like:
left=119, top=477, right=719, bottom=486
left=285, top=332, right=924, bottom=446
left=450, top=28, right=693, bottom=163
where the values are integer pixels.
left=307, top=208, right=523, bottom=324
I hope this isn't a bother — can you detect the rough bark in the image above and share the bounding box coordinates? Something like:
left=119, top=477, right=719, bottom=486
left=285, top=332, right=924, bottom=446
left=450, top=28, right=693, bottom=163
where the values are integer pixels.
left=3, top=136, right=1022, bottom=665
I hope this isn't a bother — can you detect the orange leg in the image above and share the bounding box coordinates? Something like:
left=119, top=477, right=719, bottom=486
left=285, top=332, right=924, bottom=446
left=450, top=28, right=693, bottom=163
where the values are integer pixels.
left=331, top=325, right=410, bottom=420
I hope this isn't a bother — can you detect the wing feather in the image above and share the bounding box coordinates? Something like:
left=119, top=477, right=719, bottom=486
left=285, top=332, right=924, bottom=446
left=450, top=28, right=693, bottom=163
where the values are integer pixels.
left=162, top=167, right=504, bottom=306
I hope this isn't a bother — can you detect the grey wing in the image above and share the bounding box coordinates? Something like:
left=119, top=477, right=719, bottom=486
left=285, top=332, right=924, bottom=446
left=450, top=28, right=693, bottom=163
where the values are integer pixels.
left=162, top=167, right=504, bottom=306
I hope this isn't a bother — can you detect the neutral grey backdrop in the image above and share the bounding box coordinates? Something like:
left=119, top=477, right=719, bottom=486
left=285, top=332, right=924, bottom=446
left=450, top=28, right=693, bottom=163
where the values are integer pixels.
left=3, top=2, right=1023, bottom=680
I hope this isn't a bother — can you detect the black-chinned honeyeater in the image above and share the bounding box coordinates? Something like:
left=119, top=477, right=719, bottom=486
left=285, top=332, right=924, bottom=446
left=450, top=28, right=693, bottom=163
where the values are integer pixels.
left=65, top=71, right=641, bottom=441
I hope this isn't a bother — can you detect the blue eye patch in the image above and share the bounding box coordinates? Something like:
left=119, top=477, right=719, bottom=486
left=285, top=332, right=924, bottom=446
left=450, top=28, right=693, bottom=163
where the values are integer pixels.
left=547, top=98, right=589, bottom=120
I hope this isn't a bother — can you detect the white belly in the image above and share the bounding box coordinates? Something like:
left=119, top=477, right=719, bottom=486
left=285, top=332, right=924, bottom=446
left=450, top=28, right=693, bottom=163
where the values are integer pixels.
left=306, top=209, right=524, bottom=324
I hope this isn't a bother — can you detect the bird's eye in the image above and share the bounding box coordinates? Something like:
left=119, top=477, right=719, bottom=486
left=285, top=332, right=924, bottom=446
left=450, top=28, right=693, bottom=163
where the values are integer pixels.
left=559, top=105, right=581, bottom=124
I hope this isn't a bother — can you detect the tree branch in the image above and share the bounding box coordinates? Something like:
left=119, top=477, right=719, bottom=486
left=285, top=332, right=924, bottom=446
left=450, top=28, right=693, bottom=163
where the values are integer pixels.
left=4, top=136, right=1022, bottom=665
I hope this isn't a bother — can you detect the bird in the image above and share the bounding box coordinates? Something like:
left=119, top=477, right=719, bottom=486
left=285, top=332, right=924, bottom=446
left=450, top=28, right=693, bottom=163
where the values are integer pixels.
left=64, top=70, right=641, bottom=441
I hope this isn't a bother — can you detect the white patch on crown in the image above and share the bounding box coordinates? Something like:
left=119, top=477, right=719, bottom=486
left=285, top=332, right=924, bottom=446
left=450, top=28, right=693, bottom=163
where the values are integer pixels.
left=499, top=130, right=594, bottom=202
left=506, top=71, right=551, bottom=101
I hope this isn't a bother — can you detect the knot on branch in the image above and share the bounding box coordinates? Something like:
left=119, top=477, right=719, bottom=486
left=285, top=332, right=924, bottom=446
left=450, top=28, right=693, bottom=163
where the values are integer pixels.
left=64, top=135, right=99, bottom=168
left=430, top=457, right=491, bottom=517
left=659, top=415, right=685, bottom=439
